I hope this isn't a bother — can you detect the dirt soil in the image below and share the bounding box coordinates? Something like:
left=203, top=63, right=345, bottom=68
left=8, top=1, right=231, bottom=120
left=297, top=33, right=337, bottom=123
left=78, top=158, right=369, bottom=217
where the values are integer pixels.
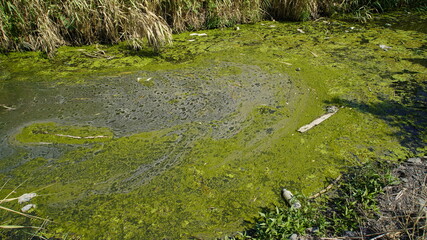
left=364, top=156, right=427, bottom=239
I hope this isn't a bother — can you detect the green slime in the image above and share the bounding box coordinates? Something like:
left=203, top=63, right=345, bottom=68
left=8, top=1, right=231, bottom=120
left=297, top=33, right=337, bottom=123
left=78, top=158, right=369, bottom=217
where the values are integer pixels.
left=0, top=11, right=426, bottom=239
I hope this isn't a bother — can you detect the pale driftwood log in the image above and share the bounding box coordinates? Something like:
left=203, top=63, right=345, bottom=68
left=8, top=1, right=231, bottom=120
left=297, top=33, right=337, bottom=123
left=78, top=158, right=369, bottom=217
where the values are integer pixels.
left=297, top=106, right=339, bottom=133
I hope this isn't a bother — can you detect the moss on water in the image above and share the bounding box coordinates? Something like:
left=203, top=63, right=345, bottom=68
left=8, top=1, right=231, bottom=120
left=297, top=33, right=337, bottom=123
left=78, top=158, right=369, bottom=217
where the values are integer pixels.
left=0, top=11, right=426, bottom=240
left=15, top=122, right=113, bottom=144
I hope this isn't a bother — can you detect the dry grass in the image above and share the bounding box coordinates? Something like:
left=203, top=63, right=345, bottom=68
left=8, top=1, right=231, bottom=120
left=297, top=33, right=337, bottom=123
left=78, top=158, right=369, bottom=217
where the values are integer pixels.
left=365, top=157, right=427, bottom=240
left=0, top=179, right=51, bottom=239
left=0, top=0, right=424, bottom=55
left=0, top=0, right=172, bottom=55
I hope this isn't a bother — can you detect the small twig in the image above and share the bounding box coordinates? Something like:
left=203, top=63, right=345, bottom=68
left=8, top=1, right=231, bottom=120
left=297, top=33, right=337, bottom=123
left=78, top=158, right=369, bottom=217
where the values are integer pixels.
left=0, top=197, right=19, bottom=204
left=0, top=205, right=51, bottom=222
left=0, top=225, right=41, bottom=229
left=33, top=130, right=109, bottom=139
left=0, top=178, right=10, bottom=192
left=1, top=180, right=27, bottom=203
left=0, top=104, right=16, bottom=111
left=310, top=174, right=342, bottom=199
left=309, top=51, right=319, bottom=57
left=54, top=133, right=109, bottom=139
left=370, top=233, right=387, bottom=240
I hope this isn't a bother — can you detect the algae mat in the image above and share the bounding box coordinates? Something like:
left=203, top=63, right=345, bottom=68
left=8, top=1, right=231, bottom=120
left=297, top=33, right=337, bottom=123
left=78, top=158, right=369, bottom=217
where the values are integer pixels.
left=0, top=12, right=426, bottom=239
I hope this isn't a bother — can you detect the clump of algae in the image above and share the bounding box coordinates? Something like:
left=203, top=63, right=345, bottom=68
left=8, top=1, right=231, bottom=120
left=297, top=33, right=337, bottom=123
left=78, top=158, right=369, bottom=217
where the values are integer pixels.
left=15, top=122, right=113, bottom=144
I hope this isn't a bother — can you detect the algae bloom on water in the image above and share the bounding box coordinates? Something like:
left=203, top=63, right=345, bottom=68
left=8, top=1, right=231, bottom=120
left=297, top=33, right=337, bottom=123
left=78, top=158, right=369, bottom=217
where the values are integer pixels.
left=0, top=10, right=425, bottom=240
left=14, top=122, right=113, bottom=145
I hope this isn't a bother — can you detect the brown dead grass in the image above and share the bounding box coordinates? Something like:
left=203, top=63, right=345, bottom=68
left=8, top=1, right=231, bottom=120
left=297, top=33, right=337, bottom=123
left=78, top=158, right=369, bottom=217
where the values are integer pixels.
left=364, top=157, right=427, bottom=240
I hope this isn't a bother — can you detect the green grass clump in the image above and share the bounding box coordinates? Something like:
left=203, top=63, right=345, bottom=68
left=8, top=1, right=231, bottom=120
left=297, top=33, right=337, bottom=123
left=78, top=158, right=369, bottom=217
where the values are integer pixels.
left=326, top=162, right=398, bottom=233
left=243, top=202, right=327, bottom=239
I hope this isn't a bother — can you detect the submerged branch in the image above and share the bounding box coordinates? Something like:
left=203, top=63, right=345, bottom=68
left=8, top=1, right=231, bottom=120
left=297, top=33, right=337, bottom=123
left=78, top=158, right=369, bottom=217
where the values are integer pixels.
left=32, top=130, right=109, bottom=139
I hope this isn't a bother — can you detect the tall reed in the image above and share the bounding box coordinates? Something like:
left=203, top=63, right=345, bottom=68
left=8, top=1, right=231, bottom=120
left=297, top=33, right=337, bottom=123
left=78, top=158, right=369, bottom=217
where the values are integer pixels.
left=0, top=0, right=172, bottom=55
left=0, top=0, right=424, bottom=55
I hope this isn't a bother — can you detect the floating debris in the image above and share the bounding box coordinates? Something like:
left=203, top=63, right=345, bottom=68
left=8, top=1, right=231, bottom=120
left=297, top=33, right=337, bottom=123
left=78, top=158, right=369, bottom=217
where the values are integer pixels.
left=379, top=44, right=392, bottom=51
left=137, top=77, right=152, bottom=82
left=0, top=104, right=16, bottom=111
left=281, top=188, right=301, bottom=209
left=21, top=204, right=36, bottom=213
left=310, top=51, right=318, bottom=57
left=297, top=28, right=305, bottom=33
left=235, top=26, right=240, bottom=31
left=18, top=193, right=37, bottom=204
left=190, top=33, right=207, bottom=36
left=297, top=106, right=339, bottom=133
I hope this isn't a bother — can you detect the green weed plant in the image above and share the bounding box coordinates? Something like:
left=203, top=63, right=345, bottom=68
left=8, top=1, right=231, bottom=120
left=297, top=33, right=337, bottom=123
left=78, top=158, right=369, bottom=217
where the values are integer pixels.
left=231, top=161, right=398, bottom=239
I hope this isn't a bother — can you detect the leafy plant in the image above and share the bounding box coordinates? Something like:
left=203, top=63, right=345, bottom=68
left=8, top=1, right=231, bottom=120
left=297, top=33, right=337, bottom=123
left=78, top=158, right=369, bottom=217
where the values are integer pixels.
left=230, top=161, right=399, bottom=239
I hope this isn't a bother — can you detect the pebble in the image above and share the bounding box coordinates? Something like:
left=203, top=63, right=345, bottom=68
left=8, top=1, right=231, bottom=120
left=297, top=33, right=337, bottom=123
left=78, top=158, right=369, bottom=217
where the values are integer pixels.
left=21, top=204, right=36, bottom=212
left=379, top=44, right=392, bottom=51
left=407, top=157, right=422, bottom=164
left=18, top=193, right=37, bottom=204
left=289, top=233, right=298, bottom=240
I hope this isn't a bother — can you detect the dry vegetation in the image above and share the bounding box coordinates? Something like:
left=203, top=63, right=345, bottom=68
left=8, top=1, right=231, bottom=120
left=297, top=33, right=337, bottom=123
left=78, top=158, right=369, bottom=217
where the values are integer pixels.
left=1, top=0, right=423, bottom=55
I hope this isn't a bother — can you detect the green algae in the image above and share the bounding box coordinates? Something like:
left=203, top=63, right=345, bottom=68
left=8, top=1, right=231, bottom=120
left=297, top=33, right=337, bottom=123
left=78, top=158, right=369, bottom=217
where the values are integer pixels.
left=0, top=11, right=426, bottom=240
left=14, top=122, right=113, bottom=145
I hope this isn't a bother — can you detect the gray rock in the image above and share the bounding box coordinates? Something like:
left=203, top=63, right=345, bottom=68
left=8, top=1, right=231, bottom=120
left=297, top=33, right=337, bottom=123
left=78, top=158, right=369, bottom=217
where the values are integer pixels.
left=289, top=233, right=298, bottom=240
left=407, top=157, right=422, bottom=164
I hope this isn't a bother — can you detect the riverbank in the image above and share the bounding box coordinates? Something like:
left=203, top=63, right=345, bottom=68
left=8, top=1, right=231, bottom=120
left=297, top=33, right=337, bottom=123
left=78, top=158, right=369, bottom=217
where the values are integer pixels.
left=231, top=156, right=426, bottom=239
left=1, top=0, right=426, bottom=55
left=0, top=10, right=426, bottom=239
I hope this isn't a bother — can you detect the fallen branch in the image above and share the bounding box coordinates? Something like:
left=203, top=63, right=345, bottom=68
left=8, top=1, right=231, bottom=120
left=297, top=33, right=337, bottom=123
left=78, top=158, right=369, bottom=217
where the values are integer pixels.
left=297, top=106, right=339, bottom=133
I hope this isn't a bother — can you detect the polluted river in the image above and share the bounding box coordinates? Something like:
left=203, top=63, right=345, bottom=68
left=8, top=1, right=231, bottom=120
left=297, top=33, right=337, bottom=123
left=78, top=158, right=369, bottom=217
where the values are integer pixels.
left=0, top=11, right=426, bottom=239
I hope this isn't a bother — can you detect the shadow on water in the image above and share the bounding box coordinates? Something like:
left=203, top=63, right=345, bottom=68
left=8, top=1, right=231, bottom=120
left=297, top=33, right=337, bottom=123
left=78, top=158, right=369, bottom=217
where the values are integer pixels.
left=404, top=57, right=427, bottom=68
left=326, top=79, right=427, bottom=151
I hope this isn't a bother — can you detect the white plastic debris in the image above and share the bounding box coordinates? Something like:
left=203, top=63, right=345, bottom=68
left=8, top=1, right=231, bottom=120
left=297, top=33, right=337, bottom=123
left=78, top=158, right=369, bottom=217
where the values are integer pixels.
left=379, top=44, right=392, bottom=51
left=350, top=27, right=355, bottom=30
left=281, top=188, right=301, bottom=209
left=297, top=28, right=305, bottom=33
left=18, top=193, right=37, bottom=204
left=21, top=204, right=36, bottom=212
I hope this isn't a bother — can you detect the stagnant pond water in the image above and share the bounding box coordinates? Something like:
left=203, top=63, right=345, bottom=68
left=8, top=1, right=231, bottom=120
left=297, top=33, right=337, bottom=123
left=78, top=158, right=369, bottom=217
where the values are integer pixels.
left=0, top=11, right=426, bottom=239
